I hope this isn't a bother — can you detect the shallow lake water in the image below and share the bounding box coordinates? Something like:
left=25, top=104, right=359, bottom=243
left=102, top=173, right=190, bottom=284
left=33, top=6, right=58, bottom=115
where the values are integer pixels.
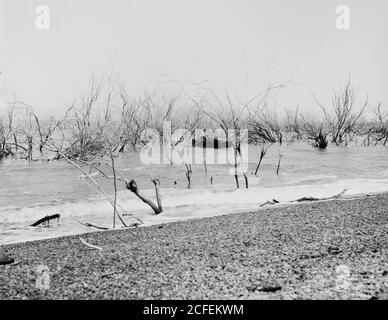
left=1, top=143, right=388, bottom=244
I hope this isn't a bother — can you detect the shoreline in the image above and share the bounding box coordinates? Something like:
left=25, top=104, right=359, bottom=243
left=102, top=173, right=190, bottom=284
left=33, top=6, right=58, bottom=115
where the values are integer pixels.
left=1, top=192, right=387, bottom=299
left=1, top=190, right=387, bottom=247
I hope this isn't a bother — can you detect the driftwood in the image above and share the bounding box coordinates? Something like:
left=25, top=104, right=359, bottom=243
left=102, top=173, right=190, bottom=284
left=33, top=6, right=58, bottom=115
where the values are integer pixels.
left=73, top=216, right=140, bottom=230
left=258, top=189, right=348, bottom=209
left=116, top=220, right=141, bottom=228
left=30, top=214, right=60, bottom=227
left=0, top=254, right=14, bottom=266
left=79, top=237, right=103, bottom=251
left=101, top=271, right=119, bottom=279
left=126, top=179, right=163, bottom=215
left=258, top=286, right=282, bottom=293
left=259, top=199, right=280, bottom=207
left=291, top=189, right=347, bottom=203
left=72, top=216, right=109, bottom=230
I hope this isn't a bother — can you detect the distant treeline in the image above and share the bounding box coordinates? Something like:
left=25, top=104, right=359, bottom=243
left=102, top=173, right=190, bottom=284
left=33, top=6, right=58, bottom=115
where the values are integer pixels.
left=0, top=76, right=387, bottom=162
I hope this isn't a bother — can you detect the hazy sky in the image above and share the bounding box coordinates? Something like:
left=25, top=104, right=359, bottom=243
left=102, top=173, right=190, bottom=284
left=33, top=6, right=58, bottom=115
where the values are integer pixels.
left=0, top=0, right=387, bottom=116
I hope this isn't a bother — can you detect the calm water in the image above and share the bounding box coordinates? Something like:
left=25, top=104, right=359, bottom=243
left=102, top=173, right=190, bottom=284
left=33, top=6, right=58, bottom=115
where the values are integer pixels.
left=1, top=143, right=388, bottom=244
left=1, top=143, right=388, bottom=209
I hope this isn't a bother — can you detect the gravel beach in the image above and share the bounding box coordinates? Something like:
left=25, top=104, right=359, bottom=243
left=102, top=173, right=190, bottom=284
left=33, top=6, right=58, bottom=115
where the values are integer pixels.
left=1, top=193, right=387, bottom=300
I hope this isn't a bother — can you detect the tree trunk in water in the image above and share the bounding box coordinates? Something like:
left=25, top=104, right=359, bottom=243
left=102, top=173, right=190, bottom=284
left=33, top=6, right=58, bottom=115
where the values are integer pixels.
left=243, top=173, right=248, bottom=189
left=151, top=178, right=163, bottom=212
left=185, top=164, right=192, bottom=189
left=27, top=136, right=33, bottom=162
left=234, top=147, right=239, bottom=189
left=255, top=154, right=264, bottom=176
left=110, top=153, right=117, bottom=228
left=13, top=133, right=18, bottom=152
left=276, top=153, right=282, bottom=175
left=255, top=145, right=269, bottom=176
left=203, top=144, right=207, bottom=175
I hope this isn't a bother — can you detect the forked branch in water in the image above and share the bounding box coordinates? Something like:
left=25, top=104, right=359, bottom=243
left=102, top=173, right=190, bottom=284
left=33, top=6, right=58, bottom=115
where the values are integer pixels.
left=125, top=179, right=163, bottom=215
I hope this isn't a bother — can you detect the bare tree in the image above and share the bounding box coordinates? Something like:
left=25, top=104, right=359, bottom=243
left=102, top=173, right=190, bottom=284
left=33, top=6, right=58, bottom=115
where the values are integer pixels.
left=313, top=77, right=368, bottom=146
left=299, top=115, right=329, bottom=149
left=189, top=89, right=249, bottom=189
left=0, top=104, right=18, bottom=159
left=284, top=106, right=304, bottom=143
left=114, top=87, right=154, bottom=152
left=247, top=94, right=283, bottom=175
left=32, top=76, right=146, bottom=227
left=60, top=77, right=106, bottom=161
left=369, top=103, right=388, bottom=146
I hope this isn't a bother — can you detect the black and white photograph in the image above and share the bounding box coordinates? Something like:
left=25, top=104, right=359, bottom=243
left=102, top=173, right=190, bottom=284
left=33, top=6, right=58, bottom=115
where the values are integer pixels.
left=0, top=0, right=387, bottom=305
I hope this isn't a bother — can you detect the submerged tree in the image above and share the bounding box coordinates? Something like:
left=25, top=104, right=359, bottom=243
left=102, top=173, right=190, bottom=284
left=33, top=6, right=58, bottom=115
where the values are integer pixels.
left=189, top=89, right=249, bottom=189
left=0, top=105, right=16, bottom=159
left=313, top=77, right=368, bottom=146
left=30, top=76, right=146, bottom=228
left=298, top=114, right=329, bottom=150
left=247, top=94, right=283, bottom=175
left=370, top=103, right=388, bottom=146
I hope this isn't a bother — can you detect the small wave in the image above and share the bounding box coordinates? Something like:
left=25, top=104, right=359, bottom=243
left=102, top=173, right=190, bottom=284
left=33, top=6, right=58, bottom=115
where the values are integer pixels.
left=77, top=172, right=99, bottom=179
left=290, top=175, right=338, bottom=184
left=1, top=177, right=388, bottom=244
left=117, top=167, right=144, bottom=171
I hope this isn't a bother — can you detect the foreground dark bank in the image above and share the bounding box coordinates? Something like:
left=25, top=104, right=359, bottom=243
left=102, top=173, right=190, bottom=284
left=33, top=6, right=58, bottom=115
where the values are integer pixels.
left=1, top=194, right=387, bottom=300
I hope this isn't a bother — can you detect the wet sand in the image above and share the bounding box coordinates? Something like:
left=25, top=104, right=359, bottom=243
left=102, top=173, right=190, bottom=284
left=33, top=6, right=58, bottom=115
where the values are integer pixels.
left=1, top=193, right=387, bottom=299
